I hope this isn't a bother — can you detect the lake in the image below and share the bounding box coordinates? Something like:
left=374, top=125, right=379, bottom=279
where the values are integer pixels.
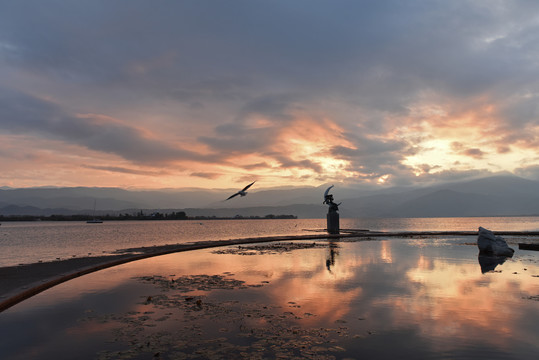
left=2, top=216, right=539, bottom=267
left=1, top=236, right=538, bottom=359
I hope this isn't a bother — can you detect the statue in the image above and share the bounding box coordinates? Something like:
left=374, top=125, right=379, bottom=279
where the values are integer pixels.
left=323, top=185, right=341, bottom=213
left=323, top=185, right=341, bottom=234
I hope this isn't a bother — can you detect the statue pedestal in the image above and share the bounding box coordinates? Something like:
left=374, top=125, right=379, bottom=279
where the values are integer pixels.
left=327, top=211, right=340, bottom=234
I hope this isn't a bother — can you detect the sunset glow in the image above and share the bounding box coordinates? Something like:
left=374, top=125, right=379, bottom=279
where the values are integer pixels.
left=2, top=1, right=539, bottom=189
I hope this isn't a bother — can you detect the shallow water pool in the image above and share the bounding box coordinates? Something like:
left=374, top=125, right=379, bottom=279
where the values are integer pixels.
left=1, top=237, right=538, bottom=359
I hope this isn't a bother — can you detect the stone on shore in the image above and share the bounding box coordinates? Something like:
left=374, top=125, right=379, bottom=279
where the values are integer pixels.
left=477, top=227, right=514, bottom=257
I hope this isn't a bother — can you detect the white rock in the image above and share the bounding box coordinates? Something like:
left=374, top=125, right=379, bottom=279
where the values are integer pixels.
left=477, top=227, right=514, bottom=257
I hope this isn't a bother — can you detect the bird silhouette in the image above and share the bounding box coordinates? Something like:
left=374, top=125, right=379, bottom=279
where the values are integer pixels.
left=225, top=181, right=256, bottom=200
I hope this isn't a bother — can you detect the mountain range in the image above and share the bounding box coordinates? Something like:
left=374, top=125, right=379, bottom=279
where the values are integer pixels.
left=1, top=175, right=539, bottom=218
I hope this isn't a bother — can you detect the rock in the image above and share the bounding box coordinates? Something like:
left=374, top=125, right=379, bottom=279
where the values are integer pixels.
left=518, top=243, right=539, bottom=251
left=477, top=227, right=514, bottom=257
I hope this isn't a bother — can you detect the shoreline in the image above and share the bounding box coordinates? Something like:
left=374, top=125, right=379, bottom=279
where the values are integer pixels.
left=2, top=230, right=538, bottom=313
left=1, top=233, right=351, bottom=312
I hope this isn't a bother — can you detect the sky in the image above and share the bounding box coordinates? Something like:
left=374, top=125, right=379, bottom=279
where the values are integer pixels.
left=1, top=0, right=539, bottom=190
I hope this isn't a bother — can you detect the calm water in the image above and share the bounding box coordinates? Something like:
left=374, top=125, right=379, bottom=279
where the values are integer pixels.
left=1, top=217, right=539, bottom=267
left=1, top=238, right=538, bottom=359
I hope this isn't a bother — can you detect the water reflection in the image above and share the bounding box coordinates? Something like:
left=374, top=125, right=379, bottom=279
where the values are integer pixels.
left=325, top=239, right=339, bottom=272
left=380, top=240, right=393, bottom=263
left=2, top=238, right=538, bottom=359
left=478, top=254, right=509, bottom=273
left=404, top=255, right=539, bottom=355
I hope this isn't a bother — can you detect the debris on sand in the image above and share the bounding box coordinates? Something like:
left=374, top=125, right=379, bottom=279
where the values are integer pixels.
left=211, top=242, right=330, bottom=256
left=136, top=274, right=254, bottom=292
left=88, top=273, right=357, bottom=359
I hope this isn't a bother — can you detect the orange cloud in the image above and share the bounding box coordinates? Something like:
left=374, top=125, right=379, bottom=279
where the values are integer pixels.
left=398, top=94, right=539, bottom=177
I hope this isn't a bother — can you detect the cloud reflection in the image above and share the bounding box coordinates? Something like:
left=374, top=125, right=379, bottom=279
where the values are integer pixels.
left=4, top=239, right=538, bottom=358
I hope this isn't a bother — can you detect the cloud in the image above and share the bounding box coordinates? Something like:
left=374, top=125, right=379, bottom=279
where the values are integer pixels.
left=199, top=124, right=278, bottom=155
left=330, top=134, right=416, bottom=181
left=3, top=0, right=532, bottom=108
left=462, top=148, right=486, bottom=159
left=81, top=165, right=170, bottom=177
left=515, top=164, right=539, bottom=181
left=1, top=1, right=539, bottom=188
left=451, top=142, right=486, bottom=159
left=242, top=162, right=273, bottom=170
left=273, top=156, right=324, bottom=173
left=190, top=172, right=222, bottom=180
left=239, top=94, right=301, bottom=122
left=0, top=88, right=213, bottom=165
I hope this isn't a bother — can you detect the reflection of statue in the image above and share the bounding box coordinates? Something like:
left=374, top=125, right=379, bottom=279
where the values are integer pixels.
left=325, top=241, right=339, bottom=272
left=324, top=185, right=341, bottom=234
left=323, top=185, right=341, bottom=213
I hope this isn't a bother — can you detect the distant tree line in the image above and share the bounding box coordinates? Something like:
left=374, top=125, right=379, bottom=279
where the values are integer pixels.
left=190, top=214, right=297, bottom=220
left=0, top=212, right=297, bottom=222
left=0, top=211, right=187, bottom=222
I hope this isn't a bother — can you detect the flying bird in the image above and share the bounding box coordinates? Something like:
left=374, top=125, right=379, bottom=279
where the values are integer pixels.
left=225, top=181, right=256, bottom=200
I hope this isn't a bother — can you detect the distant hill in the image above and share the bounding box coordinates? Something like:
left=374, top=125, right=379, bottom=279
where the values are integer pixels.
left=342, top=175, right=539, bottom=218
left=1, top=175, right=539, bottom=218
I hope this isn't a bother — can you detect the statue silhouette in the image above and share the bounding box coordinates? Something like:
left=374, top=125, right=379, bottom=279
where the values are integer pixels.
left=323, top=185, right=341, bottom=213
left=323, top=185, right=341, bottom=234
